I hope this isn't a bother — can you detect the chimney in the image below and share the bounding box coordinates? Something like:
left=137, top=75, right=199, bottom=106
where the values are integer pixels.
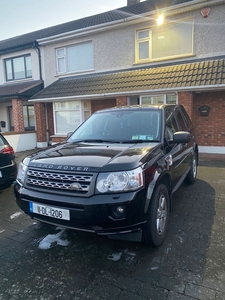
left=127, top=0, right=141, bottom=6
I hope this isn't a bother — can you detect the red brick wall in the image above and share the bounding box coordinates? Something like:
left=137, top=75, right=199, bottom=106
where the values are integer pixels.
left=46, top=103, right=54, bottom=137
left=51, top=136, right=65, bottom=143
left=34, top=102, right=46, bottom=142
left=35, top=93, right=225, bottom=149
left=116, top=96, right=127, bottom=106
left=192, top=91, right=225, bottom=147
left=12, top=99, right=24, bottom=132
left=91, top=99, right=116, bottom=113
left=91, top=97, right=127, bottom=113
left=178, top=92, right=194, bottom=124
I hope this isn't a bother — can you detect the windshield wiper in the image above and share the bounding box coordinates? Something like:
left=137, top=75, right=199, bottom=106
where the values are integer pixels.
left=71, top=139, right=120, bottom=143
left=121, top=139, right=159, bottom=143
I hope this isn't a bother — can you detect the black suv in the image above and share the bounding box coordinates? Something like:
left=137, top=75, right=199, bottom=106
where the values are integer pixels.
left=14, top=105, right=198, bottom=246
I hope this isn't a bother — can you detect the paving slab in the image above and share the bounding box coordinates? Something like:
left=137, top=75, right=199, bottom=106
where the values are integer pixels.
left=0, top=151, right=224, bottom=299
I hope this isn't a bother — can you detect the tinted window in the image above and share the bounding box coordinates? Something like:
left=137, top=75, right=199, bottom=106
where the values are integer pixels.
left=176, top=110, right=188, bottom=131
left=69, top=110, right=161, bottom=142
left=180, top=106, right=193, bottom=130
left=165, top=108, right=179, bottom=140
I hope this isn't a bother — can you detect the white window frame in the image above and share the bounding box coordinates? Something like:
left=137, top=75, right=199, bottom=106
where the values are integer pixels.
left=136, top=18, right=193, bottom=63
left=56, top=41, right=94, bottom=74
left=140, top=94, right=178, bottom=105
left=53, top=100, right=91, bottom=135
left=56, top=48, right=66, bottom=73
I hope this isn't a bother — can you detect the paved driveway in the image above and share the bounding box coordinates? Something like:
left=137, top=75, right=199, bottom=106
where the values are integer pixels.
left=0, top=154, right=225, bottom=300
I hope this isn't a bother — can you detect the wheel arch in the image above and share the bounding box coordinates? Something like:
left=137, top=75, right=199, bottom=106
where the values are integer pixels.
left=145, top=171, right=172, bottom=214
left=194, top=144, right=199, bottom=165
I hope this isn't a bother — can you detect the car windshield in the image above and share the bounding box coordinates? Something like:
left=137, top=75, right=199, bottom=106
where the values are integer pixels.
left=68, top=110, right=162, bottom=143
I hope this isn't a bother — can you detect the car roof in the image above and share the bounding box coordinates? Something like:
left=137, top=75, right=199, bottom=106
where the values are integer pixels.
left=95, top=104, right=180, bottom=113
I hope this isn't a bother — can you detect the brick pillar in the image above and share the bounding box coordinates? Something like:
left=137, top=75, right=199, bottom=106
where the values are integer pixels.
left=178, top=92, right=194, bottom=123
left=46, top=103, right=54, bottom=137
left=12, top=99, right=24, bottom=132
left=34, top=102, right=48, bottom=148
left=116, top=96, right=127, bottom=106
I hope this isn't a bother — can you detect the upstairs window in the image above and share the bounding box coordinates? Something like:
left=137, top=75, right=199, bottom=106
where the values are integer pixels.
left=136, top=19, right=193, bottom=63
left=5, top=55, right=32, bottom=81
left=56, top=41, right=94, bottom=74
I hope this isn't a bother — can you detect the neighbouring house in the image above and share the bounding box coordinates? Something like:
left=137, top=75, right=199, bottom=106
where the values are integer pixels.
left=0, top=0, right=225, bottom=155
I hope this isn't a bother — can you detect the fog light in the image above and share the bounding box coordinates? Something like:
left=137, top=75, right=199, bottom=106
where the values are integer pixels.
left=111, top=205, right=126, bottom=219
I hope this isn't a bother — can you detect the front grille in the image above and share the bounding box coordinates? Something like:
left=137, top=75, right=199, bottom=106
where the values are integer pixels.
left=26, top=169, right=93, bottom=194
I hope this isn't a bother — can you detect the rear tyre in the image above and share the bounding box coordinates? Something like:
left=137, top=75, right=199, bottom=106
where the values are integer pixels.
left=143, top=183, right=169, bottom=247
left=184, top=152, right=197, bottom=185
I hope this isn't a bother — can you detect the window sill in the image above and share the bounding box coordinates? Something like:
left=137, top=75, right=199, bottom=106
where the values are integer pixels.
left=54, top=68, right=95, bottom=78
left=50, top=134, right=67, bottom=138
left=133, top=54, right=196, bottom=66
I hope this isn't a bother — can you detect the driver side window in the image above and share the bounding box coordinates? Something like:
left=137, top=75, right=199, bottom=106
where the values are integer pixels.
left=165, top=111, right=179, bottom=141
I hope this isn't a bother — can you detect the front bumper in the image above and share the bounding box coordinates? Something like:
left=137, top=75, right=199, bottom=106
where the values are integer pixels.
left=14, top=181, right=148, bottom=242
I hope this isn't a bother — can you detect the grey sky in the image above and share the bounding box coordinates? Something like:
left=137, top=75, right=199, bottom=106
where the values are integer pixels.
left=0, top=0, right=130, bottom=41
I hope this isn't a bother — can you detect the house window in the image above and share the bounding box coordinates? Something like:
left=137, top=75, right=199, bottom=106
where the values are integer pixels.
left=5, top=55, right=32, bottom=81
left=23, top=106, right=35, bottom=129
left=56, top=41, right=94, bottom=74
left=136, top=19, right=193, bottom=62
left=140, top=94, right=177, bottom=105
left=53, top=101, right=91, bottom=134
left=8, top=105, right=35, bottom=131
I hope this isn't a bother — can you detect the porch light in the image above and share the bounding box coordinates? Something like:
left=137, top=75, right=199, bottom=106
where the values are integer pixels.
left=157, top=14, right=164, bottom=25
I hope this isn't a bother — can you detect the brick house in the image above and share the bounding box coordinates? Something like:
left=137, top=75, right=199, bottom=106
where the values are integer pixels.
left=0, top=0, right=225, bottom=155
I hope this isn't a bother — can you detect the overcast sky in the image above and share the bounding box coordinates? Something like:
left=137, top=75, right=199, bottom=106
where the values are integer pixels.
left=0, top=0, right=133, bottom=41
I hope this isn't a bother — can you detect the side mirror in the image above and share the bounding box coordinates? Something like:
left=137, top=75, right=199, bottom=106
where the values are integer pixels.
left=67, top=132, right=73, bottom=139
left=170, top=131, right=192, bottom=144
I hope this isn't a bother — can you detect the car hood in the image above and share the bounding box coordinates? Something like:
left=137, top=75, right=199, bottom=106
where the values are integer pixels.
left=24, top=141, right=161, bottom=172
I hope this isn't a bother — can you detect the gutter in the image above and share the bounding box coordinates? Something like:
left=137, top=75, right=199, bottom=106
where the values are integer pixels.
left=37, top=0, right=225, bottom=45
left=0, top=43, right=33, bottom=55
left=32, top=41, right=43, bottom=81
left=29, top=84, right=225, bottom=102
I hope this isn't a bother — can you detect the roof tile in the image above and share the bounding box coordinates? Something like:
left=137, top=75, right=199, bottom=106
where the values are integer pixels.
left=30, top=58, right=225, bottom=100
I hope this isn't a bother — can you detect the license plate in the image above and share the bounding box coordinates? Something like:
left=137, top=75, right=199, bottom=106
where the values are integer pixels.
left=29, top=202, right=70, bottom=220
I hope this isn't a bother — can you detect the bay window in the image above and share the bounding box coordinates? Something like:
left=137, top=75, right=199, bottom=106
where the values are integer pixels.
left=53, top=101, right=91, bottom=134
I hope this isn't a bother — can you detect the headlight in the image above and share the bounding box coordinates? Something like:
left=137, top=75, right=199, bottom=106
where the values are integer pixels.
left=17, top=162, right=28, bottom=184
left=96, top=167, right=143, bottom=193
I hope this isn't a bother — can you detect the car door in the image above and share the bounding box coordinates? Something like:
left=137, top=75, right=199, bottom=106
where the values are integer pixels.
left=175, top=107, right=193, bottom=175
left=164, top=107, right=189, bottom=192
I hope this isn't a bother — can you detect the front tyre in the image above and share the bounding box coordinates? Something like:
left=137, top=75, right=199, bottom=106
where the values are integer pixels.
left=184, top=152, right=197, bottom=185
left=143, top=183, right=169, bottom=247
